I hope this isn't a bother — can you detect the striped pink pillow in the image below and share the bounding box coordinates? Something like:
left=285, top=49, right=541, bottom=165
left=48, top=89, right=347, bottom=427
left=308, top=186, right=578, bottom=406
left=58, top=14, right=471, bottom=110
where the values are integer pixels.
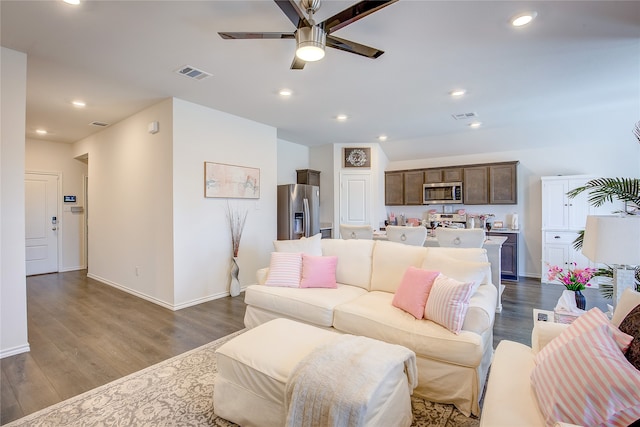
left=531, top=324, right=640, bottom=426
left=265, top=252, right=302, bottom=288
left=536, top=307, right=633, bottom=364
left=424, top=274, right=474, bottom=334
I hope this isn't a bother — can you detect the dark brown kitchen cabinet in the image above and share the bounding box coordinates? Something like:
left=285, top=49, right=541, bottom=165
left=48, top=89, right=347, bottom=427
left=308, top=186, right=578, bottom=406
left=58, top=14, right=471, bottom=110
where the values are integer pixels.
left=488, top=232, right=519, bottom=281
left=424, top=168, right=462, bottom=183
left=385, top=171, right=405, bottom=205
left=489, top=163, right=518, bottom=204
left=463, top=166, right=489, bottom=204
left=296, top=169, right=320, bottom=186
left=404, top=170, right=425, bottom=205
left=464, top=162, right=518, bottom=205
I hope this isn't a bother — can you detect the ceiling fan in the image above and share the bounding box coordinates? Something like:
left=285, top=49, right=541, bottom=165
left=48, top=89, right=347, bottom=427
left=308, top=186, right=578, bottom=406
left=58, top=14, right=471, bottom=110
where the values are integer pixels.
left=218, top=0, right=398, bottom=70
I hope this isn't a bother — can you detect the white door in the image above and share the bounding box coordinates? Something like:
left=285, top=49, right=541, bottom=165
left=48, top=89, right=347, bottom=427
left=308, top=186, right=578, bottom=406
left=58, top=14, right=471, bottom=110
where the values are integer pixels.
left=340, top=172, right=371, bottom=225
left=25, top=173, right=59, bottom=275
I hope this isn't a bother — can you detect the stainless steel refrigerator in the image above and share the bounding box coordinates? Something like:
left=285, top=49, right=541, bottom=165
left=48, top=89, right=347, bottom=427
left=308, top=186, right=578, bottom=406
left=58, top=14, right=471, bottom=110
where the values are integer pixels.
left=277, top=184, right=320, bottom=240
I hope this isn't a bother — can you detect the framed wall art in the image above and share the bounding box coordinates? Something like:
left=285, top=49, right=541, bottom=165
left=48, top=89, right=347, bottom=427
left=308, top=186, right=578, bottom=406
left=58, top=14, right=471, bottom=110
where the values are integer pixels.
left=204, top=162, right=260, bottom=199
left=344, top=147, right=371, bottom=168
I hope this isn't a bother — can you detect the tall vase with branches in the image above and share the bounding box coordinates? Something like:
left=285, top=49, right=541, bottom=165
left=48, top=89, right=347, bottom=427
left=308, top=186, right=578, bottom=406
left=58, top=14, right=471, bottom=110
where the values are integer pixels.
left=226, top=202, right=248, bottom=297
left=568, top=177, right=640, bottom=298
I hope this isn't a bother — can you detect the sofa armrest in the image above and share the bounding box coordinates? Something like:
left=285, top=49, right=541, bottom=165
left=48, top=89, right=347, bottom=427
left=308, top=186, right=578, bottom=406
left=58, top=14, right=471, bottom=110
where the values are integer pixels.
left=256, top=267, right=269, bottom=285
left=462, top=283, right=497, bottom=335
left=531, top=321, right=569, bottom=354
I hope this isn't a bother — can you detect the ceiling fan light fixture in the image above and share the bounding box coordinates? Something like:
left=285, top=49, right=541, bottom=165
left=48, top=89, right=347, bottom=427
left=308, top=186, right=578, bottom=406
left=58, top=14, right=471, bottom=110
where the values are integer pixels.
left=296, top=26, right=326, bottom=62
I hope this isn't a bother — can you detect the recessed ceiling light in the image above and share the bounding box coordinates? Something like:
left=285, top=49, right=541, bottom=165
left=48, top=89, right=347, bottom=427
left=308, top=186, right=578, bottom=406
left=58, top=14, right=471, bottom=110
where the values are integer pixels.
left=469, top=122, right=482, bottom=129
left=450, top=89, right=466, bottom=97
left=511, top=11, right=537, bottom=27
left=278, top=89, right=292, bottom=97
left=336, top=114, right=348, bottom=121
left=63, top=0, right=80, bottom=5
left=72, top=100, right=86, bottom=108
left=36, top=129, right=48, bottom=135
left=378, top=135, right=388, bottom=142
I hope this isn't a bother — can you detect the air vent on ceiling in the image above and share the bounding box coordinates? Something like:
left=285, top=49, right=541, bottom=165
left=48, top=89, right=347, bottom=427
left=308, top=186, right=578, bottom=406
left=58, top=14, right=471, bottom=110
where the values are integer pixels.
left=451, top=112, right=478, bottom=121
left=90, top=121, right=110, bottom=127
left=175, top=65, right=212, bottom=81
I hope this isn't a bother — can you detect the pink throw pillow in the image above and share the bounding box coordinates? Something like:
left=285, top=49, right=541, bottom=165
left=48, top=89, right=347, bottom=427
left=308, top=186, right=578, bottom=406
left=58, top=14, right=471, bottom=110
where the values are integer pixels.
left=424, top=274, right=474, bottom=334
left=392, top=267, right=440, bottom=319
left=531, top=325, right=640, bottom=426
left=536, top=307, right=633, bottom=365
left=300, top=255, right=338, bottom=288
left=265, top=252, right=302, bottom=288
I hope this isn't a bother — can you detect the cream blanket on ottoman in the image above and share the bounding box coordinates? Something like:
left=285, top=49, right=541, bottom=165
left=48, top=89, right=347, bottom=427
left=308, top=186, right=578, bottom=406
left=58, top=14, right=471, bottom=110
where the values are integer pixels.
left=284, top=334, right=417, bottom=427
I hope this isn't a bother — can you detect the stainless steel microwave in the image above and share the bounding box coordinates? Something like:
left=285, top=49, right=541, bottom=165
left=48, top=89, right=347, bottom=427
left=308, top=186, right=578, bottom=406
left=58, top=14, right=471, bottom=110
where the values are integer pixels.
left=423, top=182, right=463, bottom=204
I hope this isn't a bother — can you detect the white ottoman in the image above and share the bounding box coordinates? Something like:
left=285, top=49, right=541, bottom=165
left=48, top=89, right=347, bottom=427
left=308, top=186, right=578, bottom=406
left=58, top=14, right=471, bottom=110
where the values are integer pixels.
left=214, top=318, right=413, bottom=427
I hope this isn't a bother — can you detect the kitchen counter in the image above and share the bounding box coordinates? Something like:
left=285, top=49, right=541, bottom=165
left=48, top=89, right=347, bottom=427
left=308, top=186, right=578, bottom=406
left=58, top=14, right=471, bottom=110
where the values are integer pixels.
left=487, top=228, right=520, bottom=233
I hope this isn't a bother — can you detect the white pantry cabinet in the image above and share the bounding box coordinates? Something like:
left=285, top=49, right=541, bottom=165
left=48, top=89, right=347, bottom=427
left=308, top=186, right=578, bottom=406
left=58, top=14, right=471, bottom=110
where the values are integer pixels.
left=541, top=175, right=597, bottom=284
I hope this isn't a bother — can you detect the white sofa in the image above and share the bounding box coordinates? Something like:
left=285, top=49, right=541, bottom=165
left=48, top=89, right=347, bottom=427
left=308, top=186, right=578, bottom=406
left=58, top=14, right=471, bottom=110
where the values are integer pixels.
left=480, top=288, right=640, bottom=427
left=244, top=237, right=498, bottom=417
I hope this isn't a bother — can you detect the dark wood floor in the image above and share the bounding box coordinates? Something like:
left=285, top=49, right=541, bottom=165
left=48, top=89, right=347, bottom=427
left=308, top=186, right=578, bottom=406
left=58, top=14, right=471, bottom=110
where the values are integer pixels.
left=1, top=271, right=609, bottom=425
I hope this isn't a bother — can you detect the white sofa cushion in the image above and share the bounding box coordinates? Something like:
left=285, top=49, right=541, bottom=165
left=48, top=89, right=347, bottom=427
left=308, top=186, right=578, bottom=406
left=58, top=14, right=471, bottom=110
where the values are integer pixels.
left=320, top=239, right=375, bottom=290
left=421, top=249, right=491, bottom=286
left=479, top=340, right=545, bottom=427
left=244, top=283, right=367, bottom=327
left=334, top=291, right=484, bottom=367
left=370, top=240, right=428, bottom=293
left=273, top=233, right=322, bottom=255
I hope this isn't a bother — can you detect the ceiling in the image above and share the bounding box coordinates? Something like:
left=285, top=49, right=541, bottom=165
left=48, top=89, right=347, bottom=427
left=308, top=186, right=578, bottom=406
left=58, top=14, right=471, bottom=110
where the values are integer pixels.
left=1, top=1, right=639, bottom=162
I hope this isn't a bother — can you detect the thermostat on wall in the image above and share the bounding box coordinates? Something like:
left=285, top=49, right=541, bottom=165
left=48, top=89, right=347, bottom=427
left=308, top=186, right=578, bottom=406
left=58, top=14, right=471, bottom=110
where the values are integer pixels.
left=64, top=195, right=76, bottom=203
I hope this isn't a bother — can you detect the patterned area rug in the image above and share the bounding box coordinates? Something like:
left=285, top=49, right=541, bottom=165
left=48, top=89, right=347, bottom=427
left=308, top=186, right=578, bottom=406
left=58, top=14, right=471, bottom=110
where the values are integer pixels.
left=6, top=330, right=479, bottom=427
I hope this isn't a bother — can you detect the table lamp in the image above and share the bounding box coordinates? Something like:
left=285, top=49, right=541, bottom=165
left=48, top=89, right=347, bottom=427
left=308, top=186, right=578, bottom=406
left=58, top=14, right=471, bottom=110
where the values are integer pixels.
left=582, top=215, right=640, bottom=305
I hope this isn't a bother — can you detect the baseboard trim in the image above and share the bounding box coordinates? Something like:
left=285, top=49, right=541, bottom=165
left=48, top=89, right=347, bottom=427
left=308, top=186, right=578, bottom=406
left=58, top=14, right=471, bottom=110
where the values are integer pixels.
left=59, top=265, right=86, bottom=273
left=0, top=343, right=30, bottom=359
left=86, top=273, right=239, bottom=311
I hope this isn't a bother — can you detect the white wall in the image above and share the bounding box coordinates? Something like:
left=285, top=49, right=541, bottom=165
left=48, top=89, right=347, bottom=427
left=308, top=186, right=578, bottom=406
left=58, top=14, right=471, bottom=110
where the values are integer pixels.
left=25, top=139, right=88, bottom=272
left=1, top=47, right=29, bottom=358
left=385, top=109, right=640, bottom=279
left=72, top=99, right=176, bottom=307
left=277, top=139, right=308, bottom=185
left=172, top=98, right=277, bottom=308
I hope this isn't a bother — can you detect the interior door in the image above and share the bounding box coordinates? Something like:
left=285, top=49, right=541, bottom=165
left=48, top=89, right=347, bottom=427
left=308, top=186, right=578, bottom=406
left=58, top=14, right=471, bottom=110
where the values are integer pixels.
left=340, top=172, right=371, bottom=226
left=25, top=173, right=59, bottom=275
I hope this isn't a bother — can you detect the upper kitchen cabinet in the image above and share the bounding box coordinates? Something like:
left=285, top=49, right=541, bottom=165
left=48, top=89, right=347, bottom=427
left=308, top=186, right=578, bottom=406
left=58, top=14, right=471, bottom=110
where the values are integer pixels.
left=463, top=166, right=489, bottom=204
left=385, top=171, right=405, bottom=205
left=464, top=162, right=519, bottom=205
left=424, top=168, right=463, bottom=183
left=490, top=163, right=518, bottom=204
left=404, top=170, right=426, bottom=205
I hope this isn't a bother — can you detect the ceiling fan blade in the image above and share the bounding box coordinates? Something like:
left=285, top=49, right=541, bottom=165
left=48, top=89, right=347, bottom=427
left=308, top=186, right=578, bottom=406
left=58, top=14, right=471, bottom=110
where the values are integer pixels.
left=274, top=0, right=310, bottom=28
left=218, top=32, right=295, bottom=40
left=322, top=0, right=398, bottom=34
left=326, top=35, right=384, bottom=58
left=290, top=56, right=306, bottom=70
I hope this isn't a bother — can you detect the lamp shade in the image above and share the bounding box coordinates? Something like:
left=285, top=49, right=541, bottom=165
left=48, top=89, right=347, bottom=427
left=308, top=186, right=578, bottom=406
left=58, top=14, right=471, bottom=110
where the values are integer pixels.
left=582, top=215, right=640, bottom=266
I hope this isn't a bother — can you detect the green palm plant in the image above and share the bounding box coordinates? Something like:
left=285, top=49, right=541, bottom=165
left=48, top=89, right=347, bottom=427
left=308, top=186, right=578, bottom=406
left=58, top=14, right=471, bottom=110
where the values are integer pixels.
left=567, top=177, right=640, bottom=298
